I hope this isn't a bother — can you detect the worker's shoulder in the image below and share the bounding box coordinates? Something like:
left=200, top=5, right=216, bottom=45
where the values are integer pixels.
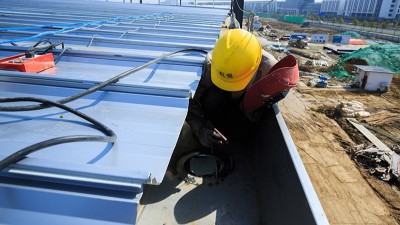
left=205, top=51, right=213, bottom=63
left=260, top=49, right=278, bottom=68
left=257, top=50, right=278, bottom=76
left=261, top=49, right=277, bottom=61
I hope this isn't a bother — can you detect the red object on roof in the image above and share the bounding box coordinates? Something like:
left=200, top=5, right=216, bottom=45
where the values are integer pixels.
left=0, top=53, right=55, bottom=73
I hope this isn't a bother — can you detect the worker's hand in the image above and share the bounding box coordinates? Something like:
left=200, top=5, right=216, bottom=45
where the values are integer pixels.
left=197, top=127, right=225, bottom=148
left=264, top=90, right=289, bottom=107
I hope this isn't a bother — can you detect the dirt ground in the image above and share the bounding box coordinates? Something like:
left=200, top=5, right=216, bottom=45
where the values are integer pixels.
left=260, top=18, right=341, bottom=42
left=258, top=19, right=343, bottom=77
left=257, top=19, right=400, bottom=225
left=278, top=74, right=400, bottom=225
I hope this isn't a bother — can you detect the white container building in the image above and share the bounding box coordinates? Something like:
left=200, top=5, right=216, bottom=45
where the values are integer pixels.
left=310, top=34, right=330, bottom=43
left=332, top=34, right=351, bottom=44
left=354, top=65, right=395, bottom=92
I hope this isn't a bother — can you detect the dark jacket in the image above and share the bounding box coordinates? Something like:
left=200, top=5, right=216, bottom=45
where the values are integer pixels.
left=186, top=50, right=278, bottom=140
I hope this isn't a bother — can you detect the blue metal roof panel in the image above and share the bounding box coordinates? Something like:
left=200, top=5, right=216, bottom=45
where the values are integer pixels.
left=0, top=2, right=225, bottom=223
left=0, top=0, right=226, bottom=186
left=0, top=81, right=189, bottom=184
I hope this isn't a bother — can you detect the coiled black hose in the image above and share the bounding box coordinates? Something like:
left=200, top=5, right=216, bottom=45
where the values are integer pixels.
left=0, top=97, right=117, bottom=170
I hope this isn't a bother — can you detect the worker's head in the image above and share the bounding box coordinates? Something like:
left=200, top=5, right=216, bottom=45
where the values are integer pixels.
left=211, top=29, right=262, bottom=92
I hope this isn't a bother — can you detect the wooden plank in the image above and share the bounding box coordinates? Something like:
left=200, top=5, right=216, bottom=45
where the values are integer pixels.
left=347, top=119, right=391, bottom=152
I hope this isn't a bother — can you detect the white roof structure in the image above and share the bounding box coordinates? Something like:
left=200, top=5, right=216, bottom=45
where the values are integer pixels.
left=354, top=65, right=395, bottom=74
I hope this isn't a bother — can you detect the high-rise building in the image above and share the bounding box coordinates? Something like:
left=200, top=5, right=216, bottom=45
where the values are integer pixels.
left=320, top=0, right=346, bottom=17
left=342, top=0, right=400, bottom=20
left=343, top=0, right=381, bottom=20
left=378, top=0, right=400, bottom=19
left=244, top=1, right=278, bottom=13
left=278, top=0, right=321, bottom=15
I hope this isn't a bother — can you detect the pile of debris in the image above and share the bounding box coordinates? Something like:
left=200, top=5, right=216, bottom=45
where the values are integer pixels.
left=305, top=60, right=329, bottom=67
left=351, top=144, right=400, bottom=181
left=337, top=100, right=370, bottom=118
left=347, top=118, right=400, bottom=182
left=307, top=74, right=329, bottom=88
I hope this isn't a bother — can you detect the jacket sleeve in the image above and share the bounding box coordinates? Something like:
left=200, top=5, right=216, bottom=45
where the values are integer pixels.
left=185, top=52, right=213, bottom=136
left=242, top=50, right=278, bottom=122
left=256, top=49, right=279, bottom=79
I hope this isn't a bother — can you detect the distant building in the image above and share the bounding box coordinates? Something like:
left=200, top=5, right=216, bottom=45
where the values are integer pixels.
left=285, top=0, right=314, bottom=10
left=343, top=0, right=382, bottom=20
left=244, top=1, right=278, bottom=12
left=306, top=2, right=322, bottom=15
left=378, top=0, right=400, bottom=19
left=341, top=0, right=400, bottom=20
left=278, top=0, right=321, bottom=15
left=310, top=34, right=330, bottom=43
left=332, top=34, right=351, bottom=44
left=353, top=65, right=395, bottom=92
left=320, top=0, right=346, bottom=17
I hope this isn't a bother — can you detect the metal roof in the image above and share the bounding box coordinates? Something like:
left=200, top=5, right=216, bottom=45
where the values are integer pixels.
left=0, top=1, right=225, bottom=223
left=355, top=65, right=395, bottom=74
left=0, top=2, right=331, bottom=225
left=0, top=0, right=227, bottom=224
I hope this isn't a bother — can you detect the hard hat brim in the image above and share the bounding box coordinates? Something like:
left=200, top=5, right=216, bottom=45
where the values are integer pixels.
left=211, top=65, right=257, bottom=91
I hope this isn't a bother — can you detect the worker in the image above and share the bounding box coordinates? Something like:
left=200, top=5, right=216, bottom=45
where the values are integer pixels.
left=168, top=28, right=298, bottom=177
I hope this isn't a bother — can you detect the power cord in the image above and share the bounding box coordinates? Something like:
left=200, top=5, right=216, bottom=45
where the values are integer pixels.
left=0, top=97, right=117, bottom=171
left=0, top=48, right=208, bottom=170
left=0, top=48, right=208, bottom=112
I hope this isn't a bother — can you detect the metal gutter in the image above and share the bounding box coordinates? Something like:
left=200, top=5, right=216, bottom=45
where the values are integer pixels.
left=273, top=104, right=330, bottom=225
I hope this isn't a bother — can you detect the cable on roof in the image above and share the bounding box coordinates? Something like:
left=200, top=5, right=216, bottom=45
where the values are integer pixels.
left=0, top=97, right=117, bottom=171
left=0, top=13, right=173, bottom=45
left=0, top=48, right=207, bottom=170
left=0, top=48, right=208, bottom=112
left=21, top=40, right=70, bottom=64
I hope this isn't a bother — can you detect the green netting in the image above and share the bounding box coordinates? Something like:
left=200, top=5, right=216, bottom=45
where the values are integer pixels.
left=328, top=44, right=400, bottom=79
left=342, top=31, right=363, bottom=38
left=257, top=13, right=284, bottom=21
left=328, top=65, right=352, bottom=79
left=283, top=15, right=304, bottom=24
left=340, top=44, right=400, bottom=73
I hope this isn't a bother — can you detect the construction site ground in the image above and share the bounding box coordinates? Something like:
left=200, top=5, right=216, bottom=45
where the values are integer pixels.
left=259, top=20, right=400, bottom=224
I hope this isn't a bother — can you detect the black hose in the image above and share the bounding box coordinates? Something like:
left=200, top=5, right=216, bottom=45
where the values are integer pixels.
left=0, top=97, right=117, bottom=170
left=0, top=48, right=208, bottom=112
left=25, top=41, right=65, bottom=58
left=54, top=47, right=72, bottom=64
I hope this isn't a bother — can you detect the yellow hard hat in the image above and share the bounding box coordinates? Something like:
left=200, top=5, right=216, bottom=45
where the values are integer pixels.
left=211, top=29, right=262, bottom=91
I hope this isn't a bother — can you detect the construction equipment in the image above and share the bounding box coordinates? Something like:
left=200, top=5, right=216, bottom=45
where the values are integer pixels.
left=0, top=53, right=55, bottom=73
left=301, top=22, right=311, bottom=27
left=288, top=36, right=308, bottom=48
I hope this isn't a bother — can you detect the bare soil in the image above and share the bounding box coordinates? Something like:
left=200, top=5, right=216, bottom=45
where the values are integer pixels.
left=279, top=76, right=400, bottom=225
left=264, top=19, right=400, bottom=225
left=260, top=18, right=341, bottom=42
